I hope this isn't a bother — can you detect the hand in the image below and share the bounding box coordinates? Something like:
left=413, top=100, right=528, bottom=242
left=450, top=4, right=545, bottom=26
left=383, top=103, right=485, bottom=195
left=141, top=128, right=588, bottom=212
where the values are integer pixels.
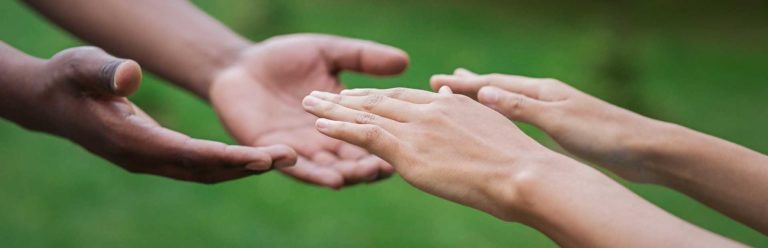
left=301, top=87, right=559, bottom=220
left=9, top=47, right=296, bottom=184
left=209, top=34, right=409, bottom=188
left=430, top=68, right=666, bottom=182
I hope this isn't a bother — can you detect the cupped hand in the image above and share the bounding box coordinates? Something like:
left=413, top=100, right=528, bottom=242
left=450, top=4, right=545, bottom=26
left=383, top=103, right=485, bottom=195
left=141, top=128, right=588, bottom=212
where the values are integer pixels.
left=209, top=34, right=409, bottom=188
left=431, top=68, right=665, bottom=182
left=17, top=47, right=296, bottom=184
left=301, top=87, right=558, bottom=220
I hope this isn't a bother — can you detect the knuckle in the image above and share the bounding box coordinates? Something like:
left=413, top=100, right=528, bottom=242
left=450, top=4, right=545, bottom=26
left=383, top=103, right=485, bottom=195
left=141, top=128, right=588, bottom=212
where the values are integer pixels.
left=503, top=95, right=527, bottom=116
left=363, top=125, right=383, bottom=142
left=354, top=112, right=378, bottom=124
left=320, top=100, right=338, bottom=112
left=387, top=88, right=407, bottom=98
left=328, top=94, right=342, bottom=104
left=362, top=94, right=384, bottom=110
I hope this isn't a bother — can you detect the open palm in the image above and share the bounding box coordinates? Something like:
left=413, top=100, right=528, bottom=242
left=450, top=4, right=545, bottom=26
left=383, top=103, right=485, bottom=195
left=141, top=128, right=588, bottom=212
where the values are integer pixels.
left=209, top=34, right=409, bottom=188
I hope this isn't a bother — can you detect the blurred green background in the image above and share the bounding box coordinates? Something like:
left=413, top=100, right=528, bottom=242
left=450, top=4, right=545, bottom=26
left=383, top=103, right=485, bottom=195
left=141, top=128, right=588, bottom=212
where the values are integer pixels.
left=1, top=0, right=767, bottom=247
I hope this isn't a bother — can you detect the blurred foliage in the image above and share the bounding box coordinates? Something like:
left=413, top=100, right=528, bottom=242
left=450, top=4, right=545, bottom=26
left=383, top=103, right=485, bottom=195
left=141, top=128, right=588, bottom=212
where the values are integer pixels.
left=1, top=0, right=767, bottom=247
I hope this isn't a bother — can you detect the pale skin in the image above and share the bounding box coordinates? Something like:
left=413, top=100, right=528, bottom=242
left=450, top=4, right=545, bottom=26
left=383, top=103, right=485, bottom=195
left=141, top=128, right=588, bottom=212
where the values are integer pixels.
left=23, top=0, right=410, bottom=188
left=301, top=87, right=741, bottom=247
left=431, top=68, right=768, bottom=234
left=0, top=42, right=296, bottom=183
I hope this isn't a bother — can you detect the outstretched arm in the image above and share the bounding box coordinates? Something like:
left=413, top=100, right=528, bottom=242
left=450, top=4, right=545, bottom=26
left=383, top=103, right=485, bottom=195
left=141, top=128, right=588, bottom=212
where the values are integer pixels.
left=23, top=0, right=249, bottom=99
left=300, top=87, right=740, bottom=247
left=432, top=69, right=768, bottom=234
left=0, top=42, right=295, bottom=183
left=23, top=0, right=411, bottom=188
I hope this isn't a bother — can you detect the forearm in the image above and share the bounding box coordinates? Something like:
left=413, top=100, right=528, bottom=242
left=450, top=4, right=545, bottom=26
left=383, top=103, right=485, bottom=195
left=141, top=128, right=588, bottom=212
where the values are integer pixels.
left=498, top=155, right=739, bottom=247
left=639, top=122, right=768, bottom=233
left=23, top=0, right=251, bottom=99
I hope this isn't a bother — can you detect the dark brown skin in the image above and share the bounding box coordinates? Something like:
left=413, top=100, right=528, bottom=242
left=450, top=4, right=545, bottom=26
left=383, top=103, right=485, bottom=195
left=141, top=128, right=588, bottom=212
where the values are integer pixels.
left=0, top=43, right=296, bottom=184
left=23, top=0, right=408, bottom=188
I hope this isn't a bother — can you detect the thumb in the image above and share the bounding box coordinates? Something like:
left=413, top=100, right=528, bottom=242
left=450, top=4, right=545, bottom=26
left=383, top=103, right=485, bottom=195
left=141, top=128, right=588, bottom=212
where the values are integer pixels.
left=49, top=46, right=141, bottom=97
left=478, top=86, right=550, bottom=124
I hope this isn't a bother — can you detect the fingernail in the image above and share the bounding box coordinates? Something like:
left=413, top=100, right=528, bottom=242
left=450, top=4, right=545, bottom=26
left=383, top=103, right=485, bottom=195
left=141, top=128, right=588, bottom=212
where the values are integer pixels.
left=316, top=118, right=334, bottom=130
left=303, top=96, right=320, bottom=107
left=479, top=87, right=500, bottom=104
left=438, top=85, right=453, bottom=94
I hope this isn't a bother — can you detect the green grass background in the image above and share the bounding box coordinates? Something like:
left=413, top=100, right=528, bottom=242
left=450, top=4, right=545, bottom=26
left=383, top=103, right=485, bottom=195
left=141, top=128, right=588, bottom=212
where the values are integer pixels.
left=1, top=0, right=767, bottom=247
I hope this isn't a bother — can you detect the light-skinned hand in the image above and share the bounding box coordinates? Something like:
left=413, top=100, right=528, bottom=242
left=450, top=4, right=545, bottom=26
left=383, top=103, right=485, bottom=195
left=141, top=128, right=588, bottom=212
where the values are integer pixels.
left=209, top=34, right=408, bottom=188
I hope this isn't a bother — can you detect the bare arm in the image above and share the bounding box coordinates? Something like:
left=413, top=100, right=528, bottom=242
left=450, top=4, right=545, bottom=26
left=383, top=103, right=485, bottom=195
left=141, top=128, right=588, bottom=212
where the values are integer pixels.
left=299, top=87, right=740, bottom=247
left=23, top=0, right=411, bottom=188
left=0, top=42, right=295, bottom=183
left=23, top=0, right=250, bottom=99
left=432, top=69, right=768, bottom=234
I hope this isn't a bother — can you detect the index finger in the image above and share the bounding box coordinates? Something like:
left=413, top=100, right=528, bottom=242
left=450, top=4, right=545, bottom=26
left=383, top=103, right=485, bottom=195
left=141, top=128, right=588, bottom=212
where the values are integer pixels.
left=340, top=87, right=438, bottom=104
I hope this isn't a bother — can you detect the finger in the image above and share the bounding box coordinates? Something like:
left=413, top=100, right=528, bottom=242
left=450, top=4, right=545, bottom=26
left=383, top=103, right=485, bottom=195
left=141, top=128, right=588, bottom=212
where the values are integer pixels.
left=315, top=118, right=399, bottom=160
left=309, top=91, right=418, bottom=122
left=319, top=35, right=409, bottom=75
left=311, top=151, right=338, bottom=167
left=258, top=144, right=298, bottom=169
left=122, top=116, right=296, bottom=172
left=280, top=157, right=344, bottom=189
left=477, top=86, right=550, bottom=124
left=360, top=155, right=395, bottom=180
left=453, top=67, right=477, bottom=77
left=340, top=88, right=437, bottom=104
left=336, top=143, right=369, bottom=160
left=303, top=95, right=399, bottom=129
left=49, top=46, right=141, bottom=97
left=431, top=74, right=542, bottom=99
left=333, top=159, right=381, bottom=185
left=335, top=143, right=395, bottom=183
left=438, top=85, right=453, bottom=94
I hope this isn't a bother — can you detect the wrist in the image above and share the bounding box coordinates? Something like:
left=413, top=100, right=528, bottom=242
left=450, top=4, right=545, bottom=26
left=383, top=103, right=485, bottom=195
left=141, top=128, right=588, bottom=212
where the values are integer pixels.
left=620, top=119, right=688, bottom=184
left=196, top=38, right=253, bottom=100
left=483, top=150, right=580, bottom=221
left=0, top=48, right=47, bottom=123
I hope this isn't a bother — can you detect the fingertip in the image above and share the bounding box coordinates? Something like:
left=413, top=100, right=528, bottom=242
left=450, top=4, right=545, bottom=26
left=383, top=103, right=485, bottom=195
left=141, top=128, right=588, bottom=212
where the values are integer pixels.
left=322, top=172, right=345, bottom=190
left=454, top=67, right=477, bottom=76
left=429, top=75, right=447, bottom=90
left=438, top=85, right=453, bottom=95
left=315, top=118, right=338, bottom=133
left=478, top=86, right=502, bottom=106
left=381, top=47, right=410, bottom=75
left=113, top=60, right=142, bottom=97
left=264, top=144, right=298, bottom=169
left=303, top=95, right=321, bottom=109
